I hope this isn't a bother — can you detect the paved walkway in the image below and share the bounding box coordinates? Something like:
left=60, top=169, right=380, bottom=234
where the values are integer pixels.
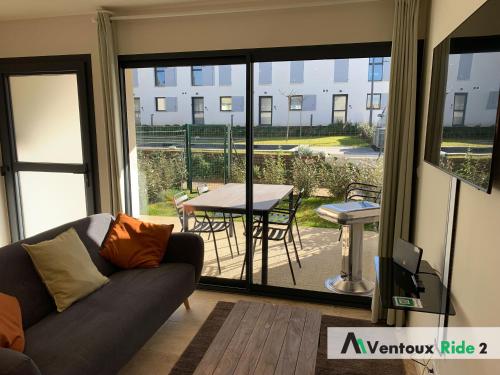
left=311, top=146, right=382, bottom=159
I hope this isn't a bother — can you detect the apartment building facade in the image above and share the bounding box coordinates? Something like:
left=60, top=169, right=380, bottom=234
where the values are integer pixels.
left=444, top=51, right=500, bottom=127
left=131, top=58, right=391, bottom=127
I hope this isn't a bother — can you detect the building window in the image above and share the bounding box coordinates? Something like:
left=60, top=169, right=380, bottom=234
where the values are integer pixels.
left=191, top=66, right=203, bottom=86
left=155, top=97, right=167, bottom=111
left=332, top=94, right=348, bottom=123
left=457, top=54, right=473, bottom=81
left=290, top=61, right=304, bottom=83
left=155, top=68, right=166, bottom=86
left=134, top=97, right=141, bottom=124
left=289, top=95, right=303, bottom=111
left=368, top=57, right=384, bottom=81
left=219, top=65, right=232, bottom=86
left=453, top=93, right=467, bottom=126
left=220, top=96, right=232, bottom=111
left=259, top=96, right=273, bottom=125
left=259, top=62, right=272, bottom=85
left=192, top=97, right=204, bottom=124
left=366, top=93, right=382, bottom=109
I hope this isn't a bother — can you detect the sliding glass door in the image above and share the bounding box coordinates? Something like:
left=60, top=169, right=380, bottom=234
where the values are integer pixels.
left=0, top=56, right=98, bottom=240
left=119, top=44, right=393, bottom=306
left=121, top=60, right=248, bottom=286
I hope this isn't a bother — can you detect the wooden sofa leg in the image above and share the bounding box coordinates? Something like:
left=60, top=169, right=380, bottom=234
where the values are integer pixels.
left=183, top=298, right=191, bottom=310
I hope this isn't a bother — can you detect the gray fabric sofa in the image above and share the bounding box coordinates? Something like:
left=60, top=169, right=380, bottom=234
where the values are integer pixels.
left=0, top=214, right=204, bottom=375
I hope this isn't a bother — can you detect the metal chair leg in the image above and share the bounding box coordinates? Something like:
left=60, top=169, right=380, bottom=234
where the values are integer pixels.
left=212, top=233, right=221, bottom=274
left=294, top=217, right=303, bottom=249
left=283, top=240, right=296, bottom=285
left=231, top=216, right=240, bottom=255
left=225, top=226, right=234, bottom=259
left=291, top=233, right=301, bottom=268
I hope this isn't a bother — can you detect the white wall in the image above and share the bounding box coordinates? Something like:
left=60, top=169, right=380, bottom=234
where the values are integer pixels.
left=410, top=1, right=500, bottom=375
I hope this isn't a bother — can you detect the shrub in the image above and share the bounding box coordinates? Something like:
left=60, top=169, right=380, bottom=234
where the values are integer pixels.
left=230, top=157, right=246, bottom=183
left=358, top=123, right=375, bottom=141
left=191, top=152, right=225, bottom=181
left=260, top=153, right=286, bottom=185
left=137, top=150, right=187, bottom=203
left=440, top=153, right=491, bottom=189
left=292, top=156, right=323, bottom=197
left=323, top=157, right=383, bottom=199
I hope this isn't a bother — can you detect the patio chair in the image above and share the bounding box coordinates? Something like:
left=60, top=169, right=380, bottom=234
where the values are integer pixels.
left=338, top=182, right=382, bottom=241
left=240, top=192, right=303, bottom=285
left=196, top=183, right=242, bottom=255
left=173, top=192, right=235, bottom=274
left=267, top=188, right=304, bottom=249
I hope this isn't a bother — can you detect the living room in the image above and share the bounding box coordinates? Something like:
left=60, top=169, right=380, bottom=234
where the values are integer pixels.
left=1, top=1, right=499, bottom=375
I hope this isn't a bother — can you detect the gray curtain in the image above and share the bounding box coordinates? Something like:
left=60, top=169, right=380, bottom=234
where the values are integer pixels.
left=371, top=0, right=420, bottom=325
left=97, top=11, right=124, bottom=214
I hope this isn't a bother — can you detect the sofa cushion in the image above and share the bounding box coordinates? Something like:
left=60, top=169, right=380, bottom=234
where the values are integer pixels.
left=0, top=294, right=24, bottom=352
left=24, top=263, right=195, bottom=375
left=0, top=214, right=117, bottom=329
left=100, top=213, right=174, bottom=269
left=22, top=228, right=110, bottom=312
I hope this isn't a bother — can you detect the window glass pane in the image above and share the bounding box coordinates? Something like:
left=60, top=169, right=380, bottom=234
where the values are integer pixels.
left=10, top=74, right=83, bottom=164
left=454, top=94, right=466, bottom=110
left=192, top=66, right=203, bottom=86
left=260, top=97, right=272, bottom=111
left=333, top=111, right=346, bottom=123
left=221, top=97, right=232, bottom=111
left=367, top=94, right=381, bottom=109
left=252, top=57, right=387, bottom=296
left=289, top=96, right=302, bottom=110
left=334, top=95, right=347, bottom=110
left=156, top=97, right=166, bottom=111
left=155, top=68, right=166, bottom=86
left=193, top=98, right=204, bottom=112
left=453, top=111, right=465, bottom=125
left=260, top=112, right=272, bottom=125
left=125, top=64, right=246, bottom=283
left=19, top=172, right=87, bottom=237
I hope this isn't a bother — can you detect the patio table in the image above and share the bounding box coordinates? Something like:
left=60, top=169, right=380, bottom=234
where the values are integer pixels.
left=182, top=183, right=294, bottom=285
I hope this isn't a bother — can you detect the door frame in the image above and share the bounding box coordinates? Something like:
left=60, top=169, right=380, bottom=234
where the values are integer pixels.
left=332, top=94, right=348, bottom=124
left=259, top=96, right=273, bottom=126
left=191, top=96, right=205, bottom=125
left=0, top=55, right=100, bottom=241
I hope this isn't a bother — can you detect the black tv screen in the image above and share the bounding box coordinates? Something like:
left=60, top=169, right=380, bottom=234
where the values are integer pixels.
left=424, top=0, right=500, bottom=193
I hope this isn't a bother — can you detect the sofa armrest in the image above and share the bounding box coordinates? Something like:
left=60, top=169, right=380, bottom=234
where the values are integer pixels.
left=163, top=232, right=204, bottom=283
left=0, top=349, right=41, bottom=375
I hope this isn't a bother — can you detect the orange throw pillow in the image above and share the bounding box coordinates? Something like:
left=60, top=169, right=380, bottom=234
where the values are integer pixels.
left=100, top=213, right=174, bottom=269
left=0, top=293, right=25, bottom=352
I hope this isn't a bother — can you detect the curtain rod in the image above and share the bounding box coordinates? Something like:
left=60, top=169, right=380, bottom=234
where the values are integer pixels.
left=106, top=0, right=378, bottom=21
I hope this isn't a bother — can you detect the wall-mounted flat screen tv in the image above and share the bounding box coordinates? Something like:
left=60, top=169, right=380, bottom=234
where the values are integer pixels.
left=424, top=0, right=500, bottom=193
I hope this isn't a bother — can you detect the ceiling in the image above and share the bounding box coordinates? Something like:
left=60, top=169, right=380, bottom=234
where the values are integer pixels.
left=0, top=0, right=376, bottom=21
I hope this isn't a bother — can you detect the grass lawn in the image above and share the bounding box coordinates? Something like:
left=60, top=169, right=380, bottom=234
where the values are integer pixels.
left=442, top=140, right=492, bottom=148
left=252, top=135, right=369, bottom=147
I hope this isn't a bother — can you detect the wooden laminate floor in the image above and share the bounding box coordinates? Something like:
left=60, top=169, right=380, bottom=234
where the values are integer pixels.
left=118, top=290, right=417, bottom=375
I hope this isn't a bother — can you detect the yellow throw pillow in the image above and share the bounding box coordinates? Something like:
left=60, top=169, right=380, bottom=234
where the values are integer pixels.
left=22, top=228, right=109, bottom=312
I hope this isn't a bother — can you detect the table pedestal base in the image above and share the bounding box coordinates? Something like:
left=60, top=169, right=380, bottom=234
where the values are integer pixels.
left=324, top=223, right=374, bottom=296
left=325, top=275, right=374, bottom=296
